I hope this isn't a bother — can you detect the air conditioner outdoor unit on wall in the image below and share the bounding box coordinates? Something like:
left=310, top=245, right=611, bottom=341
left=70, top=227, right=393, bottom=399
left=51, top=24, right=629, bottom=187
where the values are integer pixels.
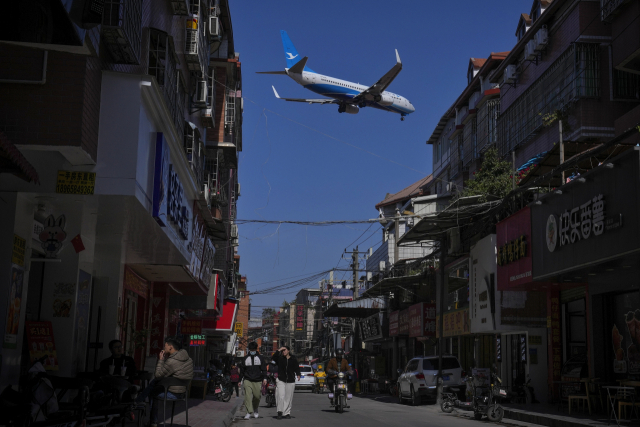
left=194, top=79, right=207, bottom=107
left=209, top=16, right=222, bottom=38
left=503, top=65, right=517, bottom=84
left=379, top=261, right=386, bottom=271
left=535, top=26, right=549, bottom=51
left=525, top=39, right=537, bottom=60
left=236, top=350, right=244, bottom=357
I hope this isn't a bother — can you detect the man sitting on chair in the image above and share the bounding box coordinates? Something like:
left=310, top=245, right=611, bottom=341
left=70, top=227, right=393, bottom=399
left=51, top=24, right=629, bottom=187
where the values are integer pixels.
left=137, top=337, right=193, bottom=427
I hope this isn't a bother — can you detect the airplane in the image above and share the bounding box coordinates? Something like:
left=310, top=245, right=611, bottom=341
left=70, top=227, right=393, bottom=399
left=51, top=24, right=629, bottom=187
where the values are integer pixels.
left=257, top=30, right=415, bottom=121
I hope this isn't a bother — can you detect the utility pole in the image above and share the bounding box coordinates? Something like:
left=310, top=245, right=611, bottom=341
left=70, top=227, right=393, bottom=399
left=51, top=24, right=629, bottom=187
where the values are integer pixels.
left=437, top=235, right=447, bottom=403
left=394, top=209, right=400, bottom=265
left=344, top=247, right=366, bottom=299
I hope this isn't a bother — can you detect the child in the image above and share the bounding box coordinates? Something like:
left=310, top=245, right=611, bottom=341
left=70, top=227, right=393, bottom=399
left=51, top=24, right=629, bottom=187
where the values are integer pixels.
left=229, top=363, right=241, bottom=397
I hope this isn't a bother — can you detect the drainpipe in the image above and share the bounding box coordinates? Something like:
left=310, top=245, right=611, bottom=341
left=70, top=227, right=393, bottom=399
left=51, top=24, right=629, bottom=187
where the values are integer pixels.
left=0, top=51, right=48, bottom=85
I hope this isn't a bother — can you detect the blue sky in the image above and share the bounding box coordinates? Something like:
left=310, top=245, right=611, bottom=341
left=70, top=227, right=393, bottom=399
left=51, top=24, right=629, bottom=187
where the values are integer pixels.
left=231, top=0, right=530, bottom=317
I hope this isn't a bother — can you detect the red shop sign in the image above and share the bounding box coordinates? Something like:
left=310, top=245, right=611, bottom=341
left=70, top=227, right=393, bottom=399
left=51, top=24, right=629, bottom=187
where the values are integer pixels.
left=496, top=207, right=533, bottom=291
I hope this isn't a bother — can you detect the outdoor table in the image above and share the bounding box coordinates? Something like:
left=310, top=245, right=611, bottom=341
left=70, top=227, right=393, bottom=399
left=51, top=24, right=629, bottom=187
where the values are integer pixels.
left=603, top=385, right=637, bottom=426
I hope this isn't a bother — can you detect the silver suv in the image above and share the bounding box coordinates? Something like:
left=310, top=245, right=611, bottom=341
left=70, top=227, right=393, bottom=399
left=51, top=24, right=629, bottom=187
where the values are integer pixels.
left=397, top=356, right=465, bottom=405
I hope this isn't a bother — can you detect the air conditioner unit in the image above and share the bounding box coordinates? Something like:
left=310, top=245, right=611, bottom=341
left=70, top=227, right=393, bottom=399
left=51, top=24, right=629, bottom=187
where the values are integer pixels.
left=535, top=26, right=549, bottom=51
left=525, top=39, right=537, bottom=60
left=209, top=16, right=222, bottom=39
left=185, top=27, right=199, bottom=57
left=230, top=224, right=238, bottom=238
left=379, top=261, right=386, bottom=271
left=194, top=79, right=207, bottom=107
left=503, top=65, right=517, bottom=84
left=236, top=183, right=241, bottom=197
left=236, top=350, right=244, bottom=357
left=201, top=108, right=214, bottom=128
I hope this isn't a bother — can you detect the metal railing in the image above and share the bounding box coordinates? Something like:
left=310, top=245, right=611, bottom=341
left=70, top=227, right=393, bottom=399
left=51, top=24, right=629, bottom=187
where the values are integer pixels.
left=102, top=0, right=142, bottom=64
left=601, top=0, right=626, bottom=22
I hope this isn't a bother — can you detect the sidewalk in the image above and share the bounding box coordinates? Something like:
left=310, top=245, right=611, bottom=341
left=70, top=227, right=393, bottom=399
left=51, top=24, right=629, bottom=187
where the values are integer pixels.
left=150, top=394, right=244, bottom=427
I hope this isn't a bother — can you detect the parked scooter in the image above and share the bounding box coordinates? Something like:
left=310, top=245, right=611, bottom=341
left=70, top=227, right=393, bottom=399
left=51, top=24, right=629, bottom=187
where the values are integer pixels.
left=265, top=373, right=277, bottom=407
left=327, top=371, right=353, bottom=414
left=510, top=374, right=538, bottom=404
left=440, top=366, right=506, bottom=422
left=207, top=370, right=232, bottom=402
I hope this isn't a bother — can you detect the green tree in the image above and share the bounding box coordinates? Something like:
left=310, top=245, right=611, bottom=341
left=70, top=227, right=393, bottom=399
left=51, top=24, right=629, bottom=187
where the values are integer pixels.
left=262, top=308, right=276, bottom=321
left=460, top=147, right=513, bottom=202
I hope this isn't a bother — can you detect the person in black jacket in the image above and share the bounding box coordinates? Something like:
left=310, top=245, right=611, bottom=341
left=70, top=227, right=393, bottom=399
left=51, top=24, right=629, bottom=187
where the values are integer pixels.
left=240, top=342, right=267, bottom=419
left=272, top=346, right=301, bottom=419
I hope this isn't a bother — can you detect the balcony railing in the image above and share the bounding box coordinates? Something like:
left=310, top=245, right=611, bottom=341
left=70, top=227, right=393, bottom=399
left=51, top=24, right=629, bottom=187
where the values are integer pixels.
left=102, top=0, right=142, bottom=64
left=601, top=0, right=626, bottom=22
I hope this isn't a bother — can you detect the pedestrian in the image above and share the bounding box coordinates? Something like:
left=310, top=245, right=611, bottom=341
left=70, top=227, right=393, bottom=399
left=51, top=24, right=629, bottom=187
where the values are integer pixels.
left=229, top=363, right=241, bottom=397
left=271, top=346, right=301, bottom=420
left=240, top=342, right=267, bottom=419
left=136, top=337, right=193, bottom=427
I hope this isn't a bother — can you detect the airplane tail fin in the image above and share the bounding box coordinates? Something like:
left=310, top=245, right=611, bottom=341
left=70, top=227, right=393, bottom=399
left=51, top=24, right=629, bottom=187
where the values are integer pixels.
left=280, top=30, right=315, bottom=73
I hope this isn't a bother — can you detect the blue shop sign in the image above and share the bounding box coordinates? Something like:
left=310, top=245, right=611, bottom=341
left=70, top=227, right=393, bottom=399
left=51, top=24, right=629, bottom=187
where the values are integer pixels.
left=152, top=132, right=191, bottom=240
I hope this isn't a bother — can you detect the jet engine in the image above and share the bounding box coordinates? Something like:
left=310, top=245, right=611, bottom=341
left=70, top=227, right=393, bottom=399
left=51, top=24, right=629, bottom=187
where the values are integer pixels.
left=378, top=93, right=394, bottom=106
left=338, top=104, right=359, bottom=114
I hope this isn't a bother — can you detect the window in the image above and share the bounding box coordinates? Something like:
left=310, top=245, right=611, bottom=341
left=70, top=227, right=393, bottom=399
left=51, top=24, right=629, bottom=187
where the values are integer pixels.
left=612, top=69, right=640, bottom=100
left=148, top=29, right=184, bottom=138
left=299, top=366, right=313, bottom=372
left=422, top=357, right=461, bottom=370
left=405, top=359, right=419, bottom=372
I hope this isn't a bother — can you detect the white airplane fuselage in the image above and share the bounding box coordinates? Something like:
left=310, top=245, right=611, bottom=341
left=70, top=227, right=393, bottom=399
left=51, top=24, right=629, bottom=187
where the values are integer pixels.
left=287, top=70, right=415, bottom=115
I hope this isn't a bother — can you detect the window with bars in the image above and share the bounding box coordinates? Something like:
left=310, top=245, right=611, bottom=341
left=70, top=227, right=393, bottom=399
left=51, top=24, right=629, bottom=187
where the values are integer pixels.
left=102, top=0, right=142, bottom=64
left=184, top=125, right=204, bottom=188
left=148, top=29, right=185, bottom=140
left=462, top=117, right=478, bottom=166
left=476, top=99, right=500, bottom=154
left=613, top=69, right=640, bottom=100
left=497, top=44, right=600, bottom=156
left=224, top=90, right=236, bottom=134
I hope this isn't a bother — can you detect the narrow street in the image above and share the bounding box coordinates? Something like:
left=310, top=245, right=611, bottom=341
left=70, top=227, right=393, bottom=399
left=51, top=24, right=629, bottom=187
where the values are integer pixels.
left=230, top=391, right=537, bottom=427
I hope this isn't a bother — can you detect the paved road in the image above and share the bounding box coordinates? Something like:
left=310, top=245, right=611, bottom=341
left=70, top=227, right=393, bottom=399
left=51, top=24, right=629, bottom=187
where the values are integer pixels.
left=230, top=390, right=540, bottom=427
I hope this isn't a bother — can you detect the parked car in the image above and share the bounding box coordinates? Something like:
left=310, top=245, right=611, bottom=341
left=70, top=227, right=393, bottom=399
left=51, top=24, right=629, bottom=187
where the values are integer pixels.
left=296, top=365, right=315, bottom=390
left=397, top=356, right=465, bottom=405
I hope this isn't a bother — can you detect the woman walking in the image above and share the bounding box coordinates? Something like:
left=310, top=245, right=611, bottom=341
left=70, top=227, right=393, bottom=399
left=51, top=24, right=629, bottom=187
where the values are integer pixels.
left=229, top=363, right=241, bottom=397
left=271, top=346, right=301, bottom=420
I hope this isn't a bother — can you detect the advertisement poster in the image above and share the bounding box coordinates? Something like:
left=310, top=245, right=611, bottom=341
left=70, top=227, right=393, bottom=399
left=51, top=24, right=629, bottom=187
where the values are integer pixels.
left=52, top=282, right=76, bottom=317
left=182, top=319, right=202, bottom=335
left=74, top=270, right=92, bottom=370
left=437, top=308, right=470, bottom=338
left=296, top=305, right=304, bottom=331
left=26, top=321, right=58, bottom=370
left=3, top=264, right=24, bottom=349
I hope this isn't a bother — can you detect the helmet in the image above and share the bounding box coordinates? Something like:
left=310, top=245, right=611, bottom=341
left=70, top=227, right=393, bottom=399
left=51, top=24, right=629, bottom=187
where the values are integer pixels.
left=318, top=365, right=323, bottom=369
left=335, top=349, right=344, bottom=357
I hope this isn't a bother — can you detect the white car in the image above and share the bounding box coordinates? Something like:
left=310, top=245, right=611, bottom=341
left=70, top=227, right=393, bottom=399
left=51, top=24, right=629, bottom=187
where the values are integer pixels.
left=397, top=356, right=465, bottom=405
left=296, top=365, right=315, bottom=390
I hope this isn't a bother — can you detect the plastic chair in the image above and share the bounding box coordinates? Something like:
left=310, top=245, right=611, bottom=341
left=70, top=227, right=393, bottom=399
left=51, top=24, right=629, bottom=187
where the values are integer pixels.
left=619, top=381, right=640, bottom=420
left=154, top=377, right=191, bottom=427
left=568, top=381, right=591, bottom=415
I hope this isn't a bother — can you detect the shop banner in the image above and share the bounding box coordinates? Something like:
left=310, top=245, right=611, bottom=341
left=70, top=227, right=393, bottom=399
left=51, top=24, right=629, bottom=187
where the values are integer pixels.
left=531, top=149, right=638, bottom=280
left=124, top=268, right=149, bottom=299
left=360, top=312, right=384, bottom=341
left=389, top=311, right=399, bottom=336
left=497, top=207, right=532, bottom=290
left=436, top=308, right=470, bottom=338
left=3, top=264, right=24, bottom=348
left=408, top=303, right=437, bottom=337
left=470, top=234, right=497, bottom=333
left=398, top=309, right=410, bottom=336
left=234, top=322, right=243, bottom=337
left=296, top=305, right=304, bottom=331
left=52, top=282, right=75, bottom=318
left=182, top=319, right=202, bottom=335
left=26, top=321, right=58, bottom=370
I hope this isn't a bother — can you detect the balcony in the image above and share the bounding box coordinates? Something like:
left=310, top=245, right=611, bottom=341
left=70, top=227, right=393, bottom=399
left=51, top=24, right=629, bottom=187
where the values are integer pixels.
left=102, top=0, right=142, bottom=64
left=601, top=0, right=628, bottom=22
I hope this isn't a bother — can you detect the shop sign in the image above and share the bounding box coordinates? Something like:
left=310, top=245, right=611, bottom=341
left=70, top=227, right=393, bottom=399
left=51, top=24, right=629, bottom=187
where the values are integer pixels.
left=187, top=213, right=214, bottom=289
left=182, top=319, right=202, bottom=335
left=546, top=194, right=607, bottom=253
left=38, top=215, right=67, bottom=259
left=296, top=305, right=304, bottom=331
left=408, top=303, right=437, bottom=337
left=398, top=309, right=410, bottom=335
left=3, top=264, right=24, bottom=348
left=497, top=208, right=532, bottom=290
left=436, top=308, right=470, bottom=338
left=389, top=311, right=399, bottom=336
left=25, top=321, right=58, bottom=370
left=152, top=133, right=192, bottom=241
left=55, top=170, right=96, bottom=195
left=234, top=322, right=243, bottom=337
left=123, top=268, right=149, bottom=299
left=12, top=235, right=25, bottom=266
left=189, top=334, right=206, bottom=346
left=360, top=312, right=384, bottom=341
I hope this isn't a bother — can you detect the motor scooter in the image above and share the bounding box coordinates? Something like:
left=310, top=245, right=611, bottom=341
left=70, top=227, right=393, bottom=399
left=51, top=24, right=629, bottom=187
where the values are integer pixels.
left=265, top=374, right=277, bottom=407
left=510, top=374, right=538, bottom=404
left=327, top=371, right=353, bottom=414
left=440, top=366, right=505, bottom=422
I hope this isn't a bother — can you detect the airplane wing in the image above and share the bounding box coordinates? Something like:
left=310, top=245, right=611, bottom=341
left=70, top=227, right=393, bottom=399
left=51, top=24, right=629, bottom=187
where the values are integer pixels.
left=272, top=86, right=338, bottom=104
left=355, top=49, right=402, bottom=100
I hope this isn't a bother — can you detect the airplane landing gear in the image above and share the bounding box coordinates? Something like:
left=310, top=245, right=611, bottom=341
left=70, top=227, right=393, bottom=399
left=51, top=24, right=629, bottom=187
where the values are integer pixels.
left=401, top=115, right=406, bottom=121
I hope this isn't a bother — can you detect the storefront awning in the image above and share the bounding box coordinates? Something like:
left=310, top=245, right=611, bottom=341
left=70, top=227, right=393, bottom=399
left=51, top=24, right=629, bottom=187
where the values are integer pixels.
left=362, top=274, right=427, bottom=298
left=399, top=195, right=500, bottom=245
left=323, top=297, right=387, bottom=318
left=0, top=132, right=39, bottom=184
left=202, top=300, right=238, bottom=332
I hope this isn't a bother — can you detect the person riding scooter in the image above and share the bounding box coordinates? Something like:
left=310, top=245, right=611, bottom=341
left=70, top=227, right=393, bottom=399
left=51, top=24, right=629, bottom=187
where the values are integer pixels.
left=326, top=349, right=351, bottom=405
